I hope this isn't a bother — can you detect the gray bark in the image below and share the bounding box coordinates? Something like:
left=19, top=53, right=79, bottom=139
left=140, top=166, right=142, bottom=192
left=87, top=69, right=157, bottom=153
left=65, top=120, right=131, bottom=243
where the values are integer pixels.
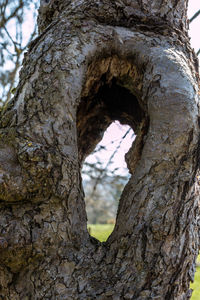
left=0, top=0, right=199, bottom=299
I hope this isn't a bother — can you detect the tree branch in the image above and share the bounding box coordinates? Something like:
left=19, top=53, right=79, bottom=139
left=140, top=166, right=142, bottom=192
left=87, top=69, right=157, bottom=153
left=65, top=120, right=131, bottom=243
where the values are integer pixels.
left=189, top=9, right=200, bottom=23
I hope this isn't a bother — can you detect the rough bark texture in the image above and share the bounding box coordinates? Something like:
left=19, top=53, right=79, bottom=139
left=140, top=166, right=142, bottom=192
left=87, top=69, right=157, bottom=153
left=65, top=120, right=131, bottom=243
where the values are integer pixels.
left=0, top=0, right=200, bottom=299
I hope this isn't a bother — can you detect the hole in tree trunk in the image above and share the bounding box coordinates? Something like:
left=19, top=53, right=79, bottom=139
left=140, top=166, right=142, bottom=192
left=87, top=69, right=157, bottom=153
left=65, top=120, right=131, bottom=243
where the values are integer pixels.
left=77, top=64, right=148, bottom=241
left=82, top=121, right=135, bottom=241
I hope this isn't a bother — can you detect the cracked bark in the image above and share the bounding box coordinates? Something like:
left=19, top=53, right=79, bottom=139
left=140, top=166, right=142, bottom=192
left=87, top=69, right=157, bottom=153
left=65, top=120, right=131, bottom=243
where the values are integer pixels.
left=0, top=0, right=200, bottom=299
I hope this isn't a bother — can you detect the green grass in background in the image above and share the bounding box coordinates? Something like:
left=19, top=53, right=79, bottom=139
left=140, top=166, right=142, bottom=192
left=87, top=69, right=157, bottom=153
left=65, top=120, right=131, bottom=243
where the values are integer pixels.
left=87, top=224, right=114, bottom=242
left=88, top=224, right=200, bottom=298
left=191, top=255, right=200, bottom=300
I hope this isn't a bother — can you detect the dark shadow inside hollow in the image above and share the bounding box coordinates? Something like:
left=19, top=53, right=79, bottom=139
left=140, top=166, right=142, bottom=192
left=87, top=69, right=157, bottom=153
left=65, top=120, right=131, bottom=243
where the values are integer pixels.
left=77, top=76, right=145, bottom=164
left=77, top=75, right=147, bottom=239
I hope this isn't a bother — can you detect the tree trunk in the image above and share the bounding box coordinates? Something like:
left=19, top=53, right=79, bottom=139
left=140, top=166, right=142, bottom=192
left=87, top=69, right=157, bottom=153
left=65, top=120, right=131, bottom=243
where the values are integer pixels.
left=0, top=0, right=199, bottom=299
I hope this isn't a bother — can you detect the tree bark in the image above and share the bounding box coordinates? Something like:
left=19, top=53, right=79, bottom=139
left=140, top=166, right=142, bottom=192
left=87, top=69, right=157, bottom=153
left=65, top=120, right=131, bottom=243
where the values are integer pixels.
left=0, top=0, right=199, bottom=299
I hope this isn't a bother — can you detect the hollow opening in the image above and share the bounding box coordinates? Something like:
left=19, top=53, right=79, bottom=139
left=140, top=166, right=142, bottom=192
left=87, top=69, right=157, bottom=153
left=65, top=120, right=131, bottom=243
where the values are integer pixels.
left=77, top=64, right=148, bottom=241
left=77, top=77, right=144, bottom=163
left=82, top=121, right=135, bottom=241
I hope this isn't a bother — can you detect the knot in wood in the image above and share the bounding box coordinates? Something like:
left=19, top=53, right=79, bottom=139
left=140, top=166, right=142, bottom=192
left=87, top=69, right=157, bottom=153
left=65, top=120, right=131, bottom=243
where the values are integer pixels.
left=0, top=237, right=8, bottom=249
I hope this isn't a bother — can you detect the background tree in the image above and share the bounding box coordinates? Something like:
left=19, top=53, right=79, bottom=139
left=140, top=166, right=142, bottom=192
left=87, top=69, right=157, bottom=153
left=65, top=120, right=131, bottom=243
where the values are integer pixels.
left=82, top=123, right=134, bottom=223
left=0, top=0, right=38, bottom=103
left=0, top=0, right=199, bottom=299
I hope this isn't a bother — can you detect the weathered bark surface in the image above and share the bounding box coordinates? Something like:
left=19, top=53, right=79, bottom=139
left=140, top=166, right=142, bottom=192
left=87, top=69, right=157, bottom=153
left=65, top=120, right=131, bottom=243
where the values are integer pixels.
left=0, top=0, right=199, bottom=299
